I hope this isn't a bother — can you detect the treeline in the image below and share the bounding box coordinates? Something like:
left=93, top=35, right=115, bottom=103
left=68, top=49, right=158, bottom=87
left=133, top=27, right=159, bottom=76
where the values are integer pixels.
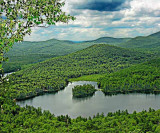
left=98, top=58, right=160, bottom=94
left=72, top=84, right=96, bottom=98
left=8, top=44, right=154, bottom=99
left=119, top=32, right=160, bottom=53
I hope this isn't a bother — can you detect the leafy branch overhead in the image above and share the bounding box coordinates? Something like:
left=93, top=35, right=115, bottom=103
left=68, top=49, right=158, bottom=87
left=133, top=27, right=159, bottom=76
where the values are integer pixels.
left=0, top=0, right=75, bottom=80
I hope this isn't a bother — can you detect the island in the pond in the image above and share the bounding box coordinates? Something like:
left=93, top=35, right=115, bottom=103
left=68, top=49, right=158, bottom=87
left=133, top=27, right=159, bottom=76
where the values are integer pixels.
left=72, top=84, right=97, bottom=98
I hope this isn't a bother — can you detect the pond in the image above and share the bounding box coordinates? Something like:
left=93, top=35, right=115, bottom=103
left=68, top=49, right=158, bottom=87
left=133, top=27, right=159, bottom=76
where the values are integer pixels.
left=17, top=81, right=160, bottom=118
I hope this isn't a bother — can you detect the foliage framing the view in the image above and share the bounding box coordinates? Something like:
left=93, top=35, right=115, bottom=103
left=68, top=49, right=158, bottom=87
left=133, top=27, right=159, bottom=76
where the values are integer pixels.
left=0, top=0, right=75, bottom=81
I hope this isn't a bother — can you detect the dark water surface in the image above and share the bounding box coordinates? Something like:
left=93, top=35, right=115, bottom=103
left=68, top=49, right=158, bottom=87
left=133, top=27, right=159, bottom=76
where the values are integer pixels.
left=17, top=81, right=160, bottom=118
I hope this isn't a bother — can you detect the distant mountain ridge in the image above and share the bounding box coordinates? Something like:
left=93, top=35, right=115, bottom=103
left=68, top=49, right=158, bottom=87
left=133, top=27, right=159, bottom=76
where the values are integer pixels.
left=148, top=31, right=160, bottom=38
left=4, top=39, right=94, bottom=72
left=118, top=31, right=160, bottom=52
left=84, top=37, right=131, bottom=45
left=4, top=31, right=160, bottom=73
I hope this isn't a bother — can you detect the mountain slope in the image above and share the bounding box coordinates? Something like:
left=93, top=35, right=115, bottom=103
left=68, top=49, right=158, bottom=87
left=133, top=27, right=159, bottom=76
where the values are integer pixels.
left=98, top=58, right=160, bottom=94
left=85, top=37, right=131, bottom=45
left=3, top=37, right=131, bottom=73
left=119, top=31, right=160, bottom=52
left=3, top=39, right=94, bottom=73
left=8, top=44, right=154, bottom=99
left=119, top=36, right=160, bottom=48
left=148, top=31, right=160, bottom=38
left=4, top=31, right=160, bottom=73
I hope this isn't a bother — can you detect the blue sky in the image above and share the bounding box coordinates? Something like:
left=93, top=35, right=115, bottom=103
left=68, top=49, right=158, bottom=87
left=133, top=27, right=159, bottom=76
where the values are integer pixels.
left=24, top=0, right=160, bottom=41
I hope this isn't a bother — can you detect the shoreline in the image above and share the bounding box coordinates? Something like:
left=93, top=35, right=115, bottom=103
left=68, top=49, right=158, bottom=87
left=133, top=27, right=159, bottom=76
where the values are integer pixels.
left=15, top=81, right=160, bottom=101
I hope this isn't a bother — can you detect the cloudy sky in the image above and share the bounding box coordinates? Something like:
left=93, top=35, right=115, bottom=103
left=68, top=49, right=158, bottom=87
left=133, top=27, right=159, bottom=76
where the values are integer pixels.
left=24, top=0, right=160, bottom=41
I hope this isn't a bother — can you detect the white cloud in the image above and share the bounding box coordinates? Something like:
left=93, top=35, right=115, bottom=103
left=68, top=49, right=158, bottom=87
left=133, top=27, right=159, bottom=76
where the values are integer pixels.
left=124, top=0, right=160, bottom=17
left=24, top=0, right=160, bottom=41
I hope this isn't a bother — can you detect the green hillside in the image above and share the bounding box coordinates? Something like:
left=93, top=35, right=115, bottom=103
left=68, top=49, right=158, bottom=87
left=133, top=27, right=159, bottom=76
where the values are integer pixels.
left=85, top=37, right=131, bottom=45
left=3, top=36, right=130, bottom=73
left=119, top=32, right=160, bottom=53
left=149, top=31, right=160, bottom=38
left=8, top=44, right=153, bottom=100
left=4, top=31, right=160, bottom=73
left=120, top=36, right=160, bottom=49
left=3, top=39, right=94, bottom=73
left=98, top=58, right=160, bottom=94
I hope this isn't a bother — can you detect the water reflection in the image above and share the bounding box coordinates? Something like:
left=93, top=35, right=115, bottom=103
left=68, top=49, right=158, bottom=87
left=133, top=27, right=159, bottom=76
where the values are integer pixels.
left=72, top=95, right=95, bottom=103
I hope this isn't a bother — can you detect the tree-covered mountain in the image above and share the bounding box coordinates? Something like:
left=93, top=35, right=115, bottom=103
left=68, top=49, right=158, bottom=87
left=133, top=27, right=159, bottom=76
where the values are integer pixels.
left=4, top=31, right=160, bottom=73
left=3, top=39, right=94, bottom=73
left=3, top=37, right=130, bottom=73
left=8, top=44, right=154, bottom=100
left=119, top=31, right=160, bottom=53
left=98, top=58, right=160, bottom=94
left=84, top=37, right=131, bottom=45
left=149, top=31, right=160, bottom=38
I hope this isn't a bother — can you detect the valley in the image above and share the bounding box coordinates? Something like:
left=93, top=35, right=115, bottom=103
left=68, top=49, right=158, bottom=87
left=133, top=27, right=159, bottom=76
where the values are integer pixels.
left=4, top=31, right=160, bottom=74
left=1, top=31, right=160, bottom=132
left=8, top=44, right=154, bottom=100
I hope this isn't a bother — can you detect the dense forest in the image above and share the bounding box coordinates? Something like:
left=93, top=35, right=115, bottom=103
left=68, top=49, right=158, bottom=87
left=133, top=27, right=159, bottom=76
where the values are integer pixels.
left=3, top=36, right=131, bottom=73
left=98, top=58, right=160, bottom=94
left=3, top=39, right=94, bottom=73
left=84, top=37, right=131, bottom=45
left=119, top=31, right=160, bottom=53
left=72, top=84, right=97, bottom=98
left=3, top=31, right=160, bottom=73
left=7, top=44, right=154, bottom=100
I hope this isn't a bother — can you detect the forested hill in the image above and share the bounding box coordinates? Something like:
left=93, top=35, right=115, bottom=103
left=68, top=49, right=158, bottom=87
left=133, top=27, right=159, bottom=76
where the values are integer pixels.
left=84, top=37, right=131, bottom=45
left=98, top=58, right=160, bottom=94
left=4, top=31, right=160, bottom=73
left=8, top=44, right=154, bottom=99
left=118, top=31, right=160, bottom=52
left=3, top=37, right=130, bottom=73
left=3, top=39, right=94, bottom=73
left=149, top=31, right=160, bottom=38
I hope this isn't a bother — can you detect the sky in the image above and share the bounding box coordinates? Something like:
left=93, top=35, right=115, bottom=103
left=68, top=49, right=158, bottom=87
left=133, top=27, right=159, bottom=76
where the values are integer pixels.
left=24, top=0, right=160, bottom=41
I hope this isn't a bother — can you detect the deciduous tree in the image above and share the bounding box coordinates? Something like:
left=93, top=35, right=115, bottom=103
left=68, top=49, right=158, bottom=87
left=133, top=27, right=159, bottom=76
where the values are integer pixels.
left=0, top=0, right=75, bottom=82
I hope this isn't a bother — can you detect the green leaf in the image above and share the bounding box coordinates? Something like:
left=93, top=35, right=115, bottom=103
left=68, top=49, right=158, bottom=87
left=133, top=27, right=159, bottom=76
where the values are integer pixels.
left=15, top=39, right=18, bottom=42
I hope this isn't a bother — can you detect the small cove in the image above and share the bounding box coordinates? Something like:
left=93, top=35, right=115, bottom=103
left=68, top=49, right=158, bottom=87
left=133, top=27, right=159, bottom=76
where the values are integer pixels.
left=16, top=81, right=160, bottom=118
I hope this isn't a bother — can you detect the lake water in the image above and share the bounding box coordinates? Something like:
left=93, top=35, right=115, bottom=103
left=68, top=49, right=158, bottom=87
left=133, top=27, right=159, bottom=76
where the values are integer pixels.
left=17, top=81, right=160, bottom=118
